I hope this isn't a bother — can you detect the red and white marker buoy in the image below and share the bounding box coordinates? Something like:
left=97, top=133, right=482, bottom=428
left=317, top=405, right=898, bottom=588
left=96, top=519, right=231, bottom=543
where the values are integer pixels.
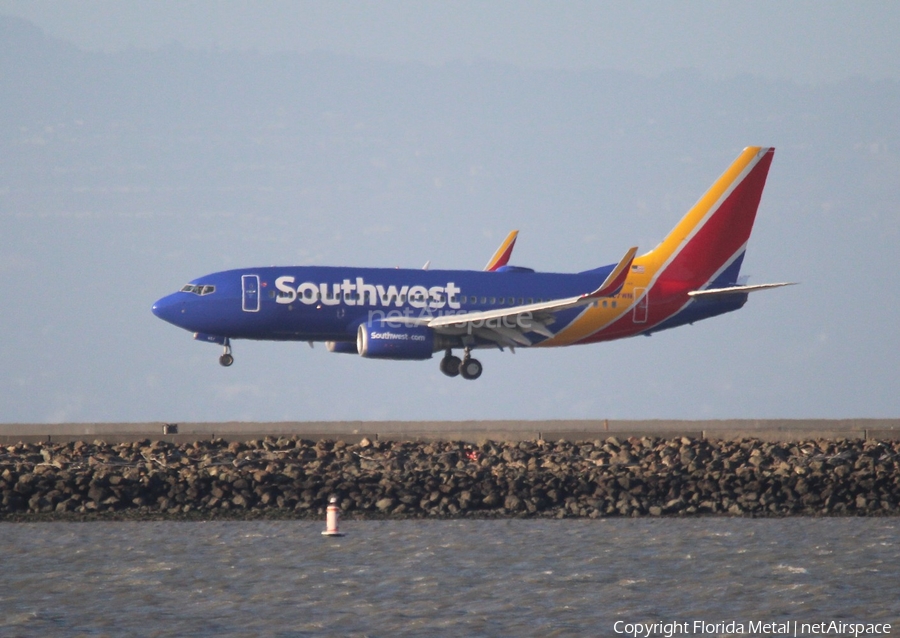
left=321, top=495, right=345, bottom=537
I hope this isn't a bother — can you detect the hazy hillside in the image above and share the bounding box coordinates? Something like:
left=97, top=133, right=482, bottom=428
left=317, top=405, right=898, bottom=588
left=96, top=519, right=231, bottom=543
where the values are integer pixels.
left=1, top=15, right=898, bottom=422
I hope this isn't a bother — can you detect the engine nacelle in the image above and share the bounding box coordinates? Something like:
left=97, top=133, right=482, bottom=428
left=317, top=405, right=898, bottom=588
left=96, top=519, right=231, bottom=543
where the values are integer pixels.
left=326, top=340, right=359, bottom=355
left=356, top=321, right=441, bottom=360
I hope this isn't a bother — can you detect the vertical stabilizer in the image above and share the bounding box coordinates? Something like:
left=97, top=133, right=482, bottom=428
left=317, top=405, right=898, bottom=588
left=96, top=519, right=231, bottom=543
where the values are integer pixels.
left=643, top=146, right=775, bottom=291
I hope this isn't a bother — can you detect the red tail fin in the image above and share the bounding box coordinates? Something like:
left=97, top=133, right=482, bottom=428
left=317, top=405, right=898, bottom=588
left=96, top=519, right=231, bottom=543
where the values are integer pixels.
left=646, top=147, right=774, bottom=291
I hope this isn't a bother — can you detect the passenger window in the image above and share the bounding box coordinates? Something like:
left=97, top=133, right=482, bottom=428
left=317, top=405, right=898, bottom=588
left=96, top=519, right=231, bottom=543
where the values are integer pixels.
left=480, top=297, right=487, bottom=304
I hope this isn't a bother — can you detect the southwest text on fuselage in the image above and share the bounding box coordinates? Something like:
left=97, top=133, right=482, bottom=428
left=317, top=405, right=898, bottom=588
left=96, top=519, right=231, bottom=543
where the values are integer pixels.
left=274, top=276, right=462, bottom=310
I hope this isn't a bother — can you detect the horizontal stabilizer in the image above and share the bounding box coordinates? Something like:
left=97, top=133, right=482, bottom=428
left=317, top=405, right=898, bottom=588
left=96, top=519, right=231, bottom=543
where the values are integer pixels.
left=687, top=282, right=797, bottom=298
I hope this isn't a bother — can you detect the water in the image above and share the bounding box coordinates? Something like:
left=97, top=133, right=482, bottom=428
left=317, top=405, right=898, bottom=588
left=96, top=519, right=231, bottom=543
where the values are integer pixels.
left=1, top=519, right=897, bottom=637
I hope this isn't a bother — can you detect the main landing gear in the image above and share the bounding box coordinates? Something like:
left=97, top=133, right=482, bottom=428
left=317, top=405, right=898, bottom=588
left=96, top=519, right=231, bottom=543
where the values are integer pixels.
left=440, top=349, right=482, bottom=380
left=219, top=339, right=234, bottom=367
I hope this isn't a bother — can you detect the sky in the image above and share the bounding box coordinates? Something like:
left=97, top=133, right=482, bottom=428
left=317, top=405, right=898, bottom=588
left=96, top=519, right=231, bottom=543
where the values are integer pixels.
left=1, top=3, right=898, bottom=424
left=2, top=1, right=900, bottom=83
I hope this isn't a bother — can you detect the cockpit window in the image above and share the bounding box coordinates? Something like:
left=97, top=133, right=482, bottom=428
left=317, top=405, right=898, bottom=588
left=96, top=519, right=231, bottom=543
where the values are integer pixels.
left=180, top=284, right=216, bottom=296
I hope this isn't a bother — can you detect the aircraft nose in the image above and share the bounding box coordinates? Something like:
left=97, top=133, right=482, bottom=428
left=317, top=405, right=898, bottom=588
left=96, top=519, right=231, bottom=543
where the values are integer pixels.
left=151, top=293, right=185, bottom=326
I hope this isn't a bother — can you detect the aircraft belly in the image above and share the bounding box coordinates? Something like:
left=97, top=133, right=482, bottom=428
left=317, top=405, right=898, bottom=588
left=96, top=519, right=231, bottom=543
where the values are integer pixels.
left=264, top=307, right=354, bottom=341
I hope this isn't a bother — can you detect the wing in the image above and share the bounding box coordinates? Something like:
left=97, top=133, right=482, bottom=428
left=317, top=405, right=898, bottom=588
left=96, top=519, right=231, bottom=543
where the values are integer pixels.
left=484, top=230, right=519, bottom=271
left=387, top=247, right=638, bottom=349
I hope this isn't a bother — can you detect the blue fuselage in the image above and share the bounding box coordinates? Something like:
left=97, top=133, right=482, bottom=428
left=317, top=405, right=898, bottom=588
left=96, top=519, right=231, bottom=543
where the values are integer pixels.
left=152, top=265, right=622, bottom=345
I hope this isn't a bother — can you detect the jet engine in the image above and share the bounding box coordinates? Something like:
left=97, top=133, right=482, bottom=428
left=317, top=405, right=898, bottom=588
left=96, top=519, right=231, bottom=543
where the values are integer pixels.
left=326, top=341, right=359, bottom=354
left=356, top=320, right=449, bottom=360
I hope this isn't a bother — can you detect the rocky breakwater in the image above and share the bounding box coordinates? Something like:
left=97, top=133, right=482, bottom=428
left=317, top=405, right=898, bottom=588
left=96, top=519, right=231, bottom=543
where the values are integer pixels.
left=1, top=436, right=899, bottom=520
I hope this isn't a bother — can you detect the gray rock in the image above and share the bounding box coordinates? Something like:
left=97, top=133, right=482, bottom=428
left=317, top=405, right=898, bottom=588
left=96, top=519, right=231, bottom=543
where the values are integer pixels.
left=375, top=497, right=396, bottom=512
left=504, top=495, right=522, bottom=512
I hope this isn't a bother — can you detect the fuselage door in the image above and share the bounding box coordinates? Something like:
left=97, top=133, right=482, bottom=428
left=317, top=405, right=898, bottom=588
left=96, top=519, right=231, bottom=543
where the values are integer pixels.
left=242, top=274, right=260, bottom=312
left=633, top=287, right=648, bottom=323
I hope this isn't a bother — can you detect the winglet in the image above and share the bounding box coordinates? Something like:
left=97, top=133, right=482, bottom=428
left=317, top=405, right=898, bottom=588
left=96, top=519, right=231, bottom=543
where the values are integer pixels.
left=484, top=230, right=519, bottom=271
left=582, top=247, right=638, bottom=299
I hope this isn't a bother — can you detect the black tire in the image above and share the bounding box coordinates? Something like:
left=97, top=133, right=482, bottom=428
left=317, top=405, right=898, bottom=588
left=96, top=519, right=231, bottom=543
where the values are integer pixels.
left=219, top=353, right=234, bottom=367
left=440, top=355, right=462, bottom=377
left=459, top=357, right=483, bottom=380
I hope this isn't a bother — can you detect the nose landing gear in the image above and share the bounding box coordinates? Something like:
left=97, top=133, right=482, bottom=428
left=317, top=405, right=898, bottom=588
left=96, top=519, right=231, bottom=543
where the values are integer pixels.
left=440, top=348, right=482, bottom=380
left=219, top=339, right=234, bottom=367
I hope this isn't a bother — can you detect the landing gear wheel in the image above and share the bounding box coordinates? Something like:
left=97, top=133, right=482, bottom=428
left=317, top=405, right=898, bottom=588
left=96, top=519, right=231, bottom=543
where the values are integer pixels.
left=440, top=354, right=462, bottom=377
left=218, top=338, right=233, bottom=367
left=459, top=357, right=482, bottom=380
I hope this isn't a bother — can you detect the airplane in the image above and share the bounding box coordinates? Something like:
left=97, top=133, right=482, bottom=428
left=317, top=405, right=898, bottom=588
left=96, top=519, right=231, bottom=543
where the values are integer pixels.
left=152, top=146, right=793, bottom=380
